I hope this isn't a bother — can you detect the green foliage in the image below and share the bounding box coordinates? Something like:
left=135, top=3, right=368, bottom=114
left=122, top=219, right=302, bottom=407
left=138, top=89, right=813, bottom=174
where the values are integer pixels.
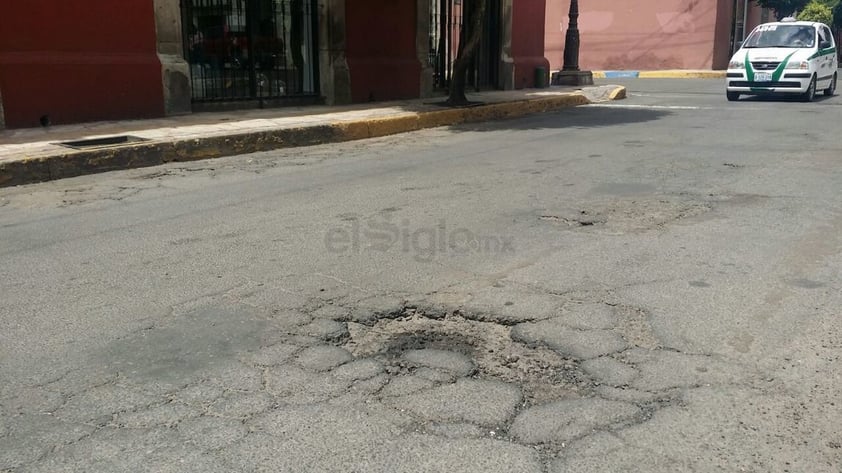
left=755, top=0, right=810, bottom=19
left=797, top=0, right=833, bottom=23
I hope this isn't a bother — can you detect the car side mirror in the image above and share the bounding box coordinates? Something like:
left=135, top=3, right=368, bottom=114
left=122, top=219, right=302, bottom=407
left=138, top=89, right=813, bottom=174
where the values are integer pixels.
left=820, top=40, right=832, bottom=49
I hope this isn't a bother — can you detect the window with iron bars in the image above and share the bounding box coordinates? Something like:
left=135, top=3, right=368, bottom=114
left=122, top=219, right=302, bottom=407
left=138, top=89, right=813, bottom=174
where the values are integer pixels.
left=182, top=0, right=319, bottom=102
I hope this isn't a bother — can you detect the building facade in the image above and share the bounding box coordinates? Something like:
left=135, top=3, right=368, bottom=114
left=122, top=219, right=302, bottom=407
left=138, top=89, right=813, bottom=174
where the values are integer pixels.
left=545, top=0, right=769, bottom=72
left=0, top=0, right=550, bottom=129
left=0, top=0, right=175, bottom=129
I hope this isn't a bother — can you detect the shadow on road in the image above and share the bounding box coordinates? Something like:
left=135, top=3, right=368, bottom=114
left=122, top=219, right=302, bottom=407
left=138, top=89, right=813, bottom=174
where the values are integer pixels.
left=738, top=94, right=836, bottom=103
left=452, top=106, right=671, bottom=132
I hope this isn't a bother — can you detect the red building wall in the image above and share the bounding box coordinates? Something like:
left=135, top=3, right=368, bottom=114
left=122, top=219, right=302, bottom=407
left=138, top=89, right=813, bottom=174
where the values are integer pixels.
left=0, top=0, right=164, bottom=128
left=345, top=0, right=421, bottom=102
left=511, top=0, right=550, bottom=88
left=545, top=0, right=727, bottom=71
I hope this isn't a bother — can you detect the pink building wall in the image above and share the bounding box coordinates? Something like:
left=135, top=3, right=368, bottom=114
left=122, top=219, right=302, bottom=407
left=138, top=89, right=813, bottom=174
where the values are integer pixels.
left=545, top=0, right=758, bottom=71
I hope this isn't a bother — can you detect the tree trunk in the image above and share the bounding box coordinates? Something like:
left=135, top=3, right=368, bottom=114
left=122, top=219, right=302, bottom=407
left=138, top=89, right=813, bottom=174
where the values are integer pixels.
left=447, top=0, right=487, bottom=105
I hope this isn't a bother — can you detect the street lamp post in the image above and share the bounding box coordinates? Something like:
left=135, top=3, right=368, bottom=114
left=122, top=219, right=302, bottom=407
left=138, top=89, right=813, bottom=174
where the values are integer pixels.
left=552, top=0, right=594, bottom=86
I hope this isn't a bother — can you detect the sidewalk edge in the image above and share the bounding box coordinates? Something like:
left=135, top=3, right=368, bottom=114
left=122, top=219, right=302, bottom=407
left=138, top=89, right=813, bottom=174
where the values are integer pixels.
left=595, top=70, right=726, bottom=79
left=0, top=86, right=625, bottom=188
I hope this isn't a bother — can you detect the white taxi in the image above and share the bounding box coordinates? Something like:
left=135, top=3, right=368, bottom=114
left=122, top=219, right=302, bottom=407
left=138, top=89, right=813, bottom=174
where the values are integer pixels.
left=726, top=18, right=838, bottom=102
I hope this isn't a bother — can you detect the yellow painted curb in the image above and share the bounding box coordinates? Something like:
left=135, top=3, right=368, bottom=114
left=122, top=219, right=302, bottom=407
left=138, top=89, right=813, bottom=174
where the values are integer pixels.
left=417, top=108, right=467, bottom=129
left=638, top=70, right=726, bottom=79
left=366, top=114, right=421, bottom=139
left=2, top=92, right=596, bottom=187
left=331, top=94, right=590, bottom=143
left=608, top=86, right=627, bottom=100
left=332, top=121, right=371, bottom=142
left=593, top=70, right=726, bottom=79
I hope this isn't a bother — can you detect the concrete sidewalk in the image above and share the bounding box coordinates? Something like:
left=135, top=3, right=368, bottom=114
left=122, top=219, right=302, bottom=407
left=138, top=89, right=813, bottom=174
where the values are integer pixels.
left=0, top=85, right=625, bottom=188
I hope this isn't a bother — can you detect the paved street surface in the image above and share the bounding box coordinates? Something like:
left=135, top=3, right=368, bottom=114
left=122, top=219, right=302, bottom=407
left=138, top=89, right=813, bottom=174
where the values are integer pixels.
left=2, top=78, right=841, bottom=472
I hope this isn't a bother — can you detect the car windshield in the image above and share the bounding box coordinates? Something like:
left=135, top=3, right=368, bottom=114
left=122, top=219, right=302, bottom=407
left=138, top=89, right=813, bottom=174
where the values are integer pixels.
left=743, top=24, right=816, bottom=48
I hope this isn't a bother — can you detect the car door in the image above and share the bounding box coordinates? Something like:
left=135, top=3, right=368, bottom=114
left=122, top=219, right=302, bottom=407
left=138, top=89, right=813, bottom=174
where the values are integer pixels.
left=817, top=26, right=834, bottom=84
left=823, top=26, right=838, bottom=70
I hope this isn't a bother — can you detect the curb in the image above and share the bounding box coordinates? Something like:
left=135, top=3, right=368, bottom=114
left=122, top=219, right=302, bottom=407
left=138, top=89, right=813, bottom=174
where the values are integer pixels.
left=594, top=70, right=726, bottom=79
left=608, top=87, right=627, bottom=100
left=0, top=87, right=624, bottom=188
left=595, top=71, right=641, bottom=79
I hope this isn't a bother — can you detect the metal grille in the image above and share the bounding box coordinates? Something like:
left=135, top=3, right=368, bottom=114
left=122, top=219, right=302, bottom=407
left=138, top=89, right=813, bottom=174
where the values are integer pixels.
left=729, top=81, right=802, bottom=88
left=182, top=0, right=318, bottom=103
left=428, top=0, right=500, bottom=91
left=751, top=61, right=781, bottom=71
left=429, top=0, right=463, bottom=89
left=473, top=0, right=500, bottom=90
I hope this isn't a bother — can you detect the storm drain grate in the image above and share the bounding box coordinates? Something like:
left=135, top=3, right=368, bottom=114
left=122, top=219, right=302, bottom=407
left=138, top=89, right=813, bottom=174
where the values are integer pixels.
left=57, top=135, right=149, bottom=150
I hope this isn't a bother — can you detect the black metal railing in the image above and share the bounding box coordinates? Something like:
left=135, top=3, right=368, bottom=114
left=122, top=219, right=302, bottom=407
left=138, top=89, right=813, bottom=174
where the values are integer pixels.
left=474, top=0, right=500, bottom=90
left=181, top=0, right=318, bottom=103
left=429, top=0, right=463, bottom=89
left=428, top=0, right=500, bottom=91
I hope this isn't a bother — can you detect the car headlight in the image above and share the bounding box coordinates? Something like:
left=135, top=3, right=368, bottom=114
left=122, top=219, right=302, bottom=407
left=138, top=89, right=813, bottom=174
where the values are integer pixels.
left=786, top=61, right=809, bottom=70
left=728, top=60, right=745, bottom=69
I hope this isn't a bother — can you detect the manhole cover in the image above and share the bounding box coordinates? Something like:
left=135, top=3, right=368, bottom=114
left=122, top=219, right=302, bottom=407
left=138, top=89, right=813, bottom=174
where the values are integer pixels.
left=57, top=135, right=149, bottom=150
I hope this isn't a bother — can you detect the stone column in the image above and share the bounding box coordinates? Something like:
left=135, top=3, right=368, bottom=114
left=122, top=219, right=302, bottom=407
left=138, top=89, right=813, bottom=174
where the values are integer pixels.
left=417, top=0, right=433, bottom=98
left=319, top=0, right=352, bottom=105
left=502, top=0, right=551, bottom=89
left=154, top=0, right=191, bottom=115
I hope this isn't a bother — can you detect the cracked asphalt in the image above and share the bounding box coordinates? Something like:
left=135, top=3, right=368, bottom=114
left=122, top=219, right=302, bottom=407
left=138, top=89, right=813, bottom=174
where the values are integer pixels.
left=2, top=78, right=842, bottom=472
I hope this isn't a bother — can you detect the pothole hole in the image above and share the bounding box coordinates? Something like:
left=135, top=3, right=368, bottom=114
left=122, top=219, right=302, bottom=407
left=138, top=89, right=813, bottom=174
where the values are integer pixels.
left=341, top=307, right=593, bottom=405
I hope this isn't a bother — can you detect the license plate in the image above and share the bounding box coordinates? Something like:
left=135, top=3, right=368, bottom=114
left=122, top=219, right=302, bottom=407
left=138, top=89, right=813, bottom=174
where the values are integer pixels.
left=754, top=72, right=772, bottom=82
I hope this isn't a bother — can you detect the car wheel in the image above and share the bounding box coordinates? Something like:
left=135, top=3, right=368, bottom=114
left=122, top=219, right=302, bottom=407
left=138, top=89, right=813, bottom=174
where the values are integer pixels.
left=802, top=75, right=817, bottom=102
left=824, top=73, right=837, bottom=96
left=726, top=91, right=740, bottom=102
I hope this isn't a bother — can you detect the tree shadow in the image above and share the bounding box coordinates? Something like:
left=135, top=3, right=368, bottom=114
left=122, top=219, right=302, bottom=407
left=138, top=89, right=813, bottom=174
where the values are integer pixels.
left=451, top=105, right=671, bottom=132
left=425, top=100, right=487, bottom=108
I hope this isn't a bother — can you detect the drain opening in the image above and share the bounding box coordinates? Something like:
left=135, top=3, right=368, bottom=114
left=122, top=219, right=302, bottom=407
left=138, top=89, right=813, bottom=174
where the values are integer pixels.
left=57, top=135, right=149, bottom=150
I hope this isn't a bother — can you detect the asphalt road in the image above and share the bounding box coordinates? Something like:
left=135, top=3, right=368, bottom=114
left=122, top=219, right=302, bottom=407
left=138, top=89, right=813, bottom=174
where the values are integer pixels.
left=1, top=78, right=841, bottom=472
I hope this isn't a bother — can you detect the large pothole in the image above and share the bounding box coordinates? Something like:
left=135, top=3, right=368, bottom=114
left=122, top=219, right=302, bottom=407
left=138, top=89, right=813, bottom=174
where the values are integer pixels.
left=341, top=307, right=592, bottom=405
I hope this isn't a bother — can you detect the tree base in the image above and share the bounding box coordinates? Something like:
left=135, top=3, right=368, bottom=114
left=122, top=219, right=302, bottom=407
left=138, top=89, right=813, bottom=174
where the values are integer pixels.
left=429, top=99, right=485, bottom=108
left=552, top=70, right=594, bottom=86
